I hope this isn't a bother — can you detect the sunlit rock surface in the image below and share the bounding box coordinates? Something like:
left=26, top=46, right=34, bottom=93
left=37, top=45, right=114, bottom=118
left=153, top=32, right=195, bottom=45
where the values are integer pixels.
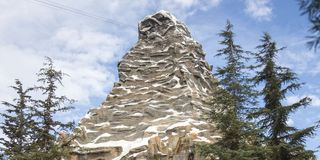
left=70, top=10, right=221, bottom=160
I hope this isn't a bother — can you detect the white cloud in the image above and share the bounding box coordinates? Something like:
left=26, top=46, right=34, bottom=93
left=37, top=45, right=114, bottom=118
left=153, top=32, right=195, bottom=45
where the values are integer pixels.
left=51, top=27, right=124, bottom=63
left=0, top=45, right=43, bottom=103
left=209, top=0, right=222, bottom=6
left=287, top=118, right=294, bottom=126
left=277, top=47, right=320, bottom=76
left=0, top=36, right=117, bottom=105
left=278, top=50, right=316, bottom=74
left=159, top=0, right=221, bottom=9
left=158, top=0, right=222, bottom=19
left=245, top=0, right=272, bottom=21
left=1, top=0, right=222, bottom=112
left=0, top=0, right=137, bottom=106
left=286, top=95, right=320, bottom=107
left=170, top=0, right=198, bottom=8
left=309, top=95, right=320, bottom=107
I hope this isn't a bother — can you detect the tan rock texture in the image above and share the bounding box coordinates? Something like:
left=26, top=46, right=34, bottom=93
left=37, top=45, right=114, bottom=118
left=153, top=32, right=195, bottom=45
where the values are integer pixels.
left=70, top=10, right=220, bottom=160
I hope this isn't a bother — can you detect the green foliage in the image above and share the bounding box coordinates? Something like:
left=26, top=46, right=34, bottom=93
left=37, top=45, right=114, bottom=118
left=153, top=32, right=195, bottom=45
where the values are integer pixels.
left=299, top=0, right=320, bottom=50
left=0, top=57, right=75, bottom=160
left=202, top=23, right=317, bottom=160
left=202, top=20, right=266, bottom=160
left=250, top=33, right=317, bottom=160
left=0, top=80, right=37, bottom=159
left=34, top=57, right=75, bottom=152
left=13, top=144, right=72, bottom=160
left=215, top=20, right=257, bottom=115
left=201, top=88, right=268, bottom=160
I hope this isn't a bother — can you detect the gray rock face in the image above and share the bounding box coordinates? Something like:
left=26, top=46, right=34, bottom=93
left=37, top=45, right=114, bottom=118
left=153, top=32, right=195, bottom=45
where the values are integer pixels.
left=70, top=10, right=220, bottom=160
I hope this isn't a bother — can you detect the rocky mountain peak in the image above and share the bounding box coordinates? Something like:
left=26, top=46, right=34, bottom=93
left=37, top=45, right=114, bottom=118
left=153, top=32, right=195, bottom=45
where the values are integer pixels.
left=138, top=10, right=191, bottom=41
left=70, top=11, right=220, bottom=160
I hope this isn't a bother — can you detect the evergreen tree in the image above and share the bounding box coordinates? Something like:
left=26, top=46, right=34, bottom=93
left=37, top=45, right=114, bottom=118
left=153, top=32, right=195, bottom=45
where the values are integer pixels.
left=201, top=21, right=266, bottom=160
left=1, top=58, right=76, bottom=160
left=34, top=57, right=75, bottom=155
left=0, top=80, right=37, bottom=159
left=299, top=0, right=320, bottom=50
left=250, top=33, right=316, bottom=160
left=215, top=20, right=256, bottom=115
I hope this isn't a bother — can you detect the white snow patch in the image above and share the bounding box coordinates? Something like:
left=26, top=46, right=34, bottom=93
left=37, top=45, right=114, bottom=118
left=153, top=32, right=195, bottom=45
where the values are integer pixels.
left=190, top=127, right=207, bottom=134
left=162, top=136, right=168, bottom=141
left=92, top=133, right=112, bottom=143
left=85, top=129, right=98, bottom=133
left=124, top=102, right=140, bottom=106
left=145, top=125, right=161, bottom=133
left=116, top=104, right=125, bottom=108
left=130, top=113, right=144, bottom=117
left=190, top=127, right=201, bottom=134
left=94, top=121, right=110, bottom=127
left=112, top=137, right=155, bottom=160
left=112, top=110, right=127, bottom=114
left=172, top=132, right=178, bottom=136
left=180, top=64, right=191, bottom=74
left=168, top=95, right=179, bottom=100
left=191, top=121, right=207, bottom=126
left=145, top=124, right=168, bottom=133
left=167, top=118, right=194, bottom=130
left=148, top=104, right=161, bottom=108
left=125, top=133, right=137, bottom=138
left=211, top=135, right=222, bottom=139
left=165, top=109, right=183, bottom=116
left=139, top=122, right=148, bottom=125
left=111, top=125, right=134, bottom=129
left=79, top=136, right=156, bottom=160
left=130, top=150, right=147, bottom=158
left=151, top=115, right=171, bottom=122
left=172, top=76, right=182, bottom=88
left=131, top=75, right=140, bottom=80
left=115, top=86, right=132, bottom=94
left=152, top=83, right=162, bottom=87
left=137, top=87, right=150, bottom=90
left=193, top=136, right=211, bottom=143
left=81, top=126, right=98, bottom=133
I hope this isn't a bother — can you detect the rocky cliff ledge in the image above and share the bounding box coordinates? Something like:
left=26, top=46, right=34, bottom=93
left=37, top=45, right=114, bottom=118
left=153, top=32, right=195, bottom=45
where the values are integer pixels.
left=70, top=10, right=221, bottom=160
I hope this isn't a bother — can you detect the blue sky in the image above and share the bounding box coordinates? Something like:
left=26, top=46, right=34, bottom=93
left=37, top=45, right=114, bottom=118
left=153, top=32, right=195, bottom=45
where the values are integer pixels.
left=0, top=0, right=319, bottom=156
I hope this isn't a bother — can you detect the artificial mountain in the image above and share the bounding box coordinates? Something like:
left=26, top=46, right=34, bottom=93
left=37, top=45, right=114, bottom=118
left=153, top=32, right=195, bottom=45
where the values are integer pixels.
left=69, top=11, right=221, bottom=160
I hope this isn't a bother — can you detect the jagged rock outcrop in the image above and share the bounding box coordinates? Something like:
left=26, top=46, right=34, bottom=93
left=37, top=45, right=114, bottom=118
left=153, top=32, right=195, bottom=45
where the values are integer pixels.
left=70, top=10, right=221, bottom=160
